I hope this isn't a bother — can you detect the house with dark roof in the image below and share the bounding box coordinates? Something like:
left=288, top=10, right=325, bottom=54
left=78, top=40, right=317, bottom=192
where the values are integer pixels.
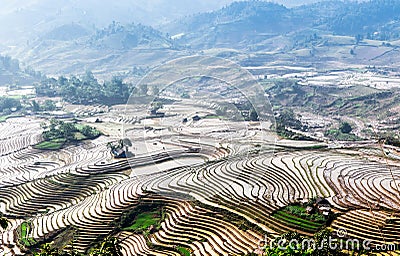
left=112, top=148, right=127, bottom=158
left=192, top=115, right=201, bottom=121
left=314, top=197, right=332, bottom=216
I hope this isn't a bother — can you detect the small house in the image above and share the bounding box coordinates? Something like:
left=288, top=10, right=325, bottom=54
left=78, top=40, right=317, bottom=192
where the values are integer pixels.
left=306, top=206, right=314, bottom=214
left=314, top=197, right=331, bottom=216
left=112, top=148, right=127, bottom=159
left=192, top=115, right=201, bottom=121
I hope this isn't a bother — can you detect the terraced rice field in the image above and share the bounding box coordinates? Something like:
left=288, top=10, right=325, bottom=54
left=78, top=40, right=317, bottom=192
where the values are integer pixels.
left=0, top=113, right=399, bottom=255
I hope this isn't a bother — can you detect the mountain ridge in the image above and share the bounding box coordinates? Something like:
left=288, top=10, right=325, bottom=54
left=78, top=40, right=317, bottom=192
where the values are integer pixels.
left=4, top=0, right=400, bottom=76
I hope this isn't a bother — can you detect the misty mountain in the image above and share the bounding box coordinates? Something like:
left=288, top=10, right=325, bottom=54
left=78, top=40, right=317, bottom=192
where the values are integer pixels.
left=325, top=0, right=400, bottom=38
left=8, top=22, right=179, bottom=77
left=88, top=22, right=173, bottom=50
left=163, top=1, right=306, bottom=49
left=43, top=23, right=90, bottom=41
left=0, top=0, right=235, bottom=46
left=4, top=0, right=400, bottom=76
left=0, top=0, right=352, bottom=47
left=163, top=0, right=400, bottom=49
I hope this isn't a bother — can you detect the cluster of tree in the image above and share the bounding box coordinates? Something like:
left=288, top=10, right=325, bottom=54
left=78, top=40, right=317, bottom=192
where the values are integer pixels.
left=0, top=96, right=21, bottom=114
left=150, top=101, right=164, bottom=113
left=32, top=100, right=57, bottom=112
left=0, top=55, right=20, bottom=72
left=34, top=236, right=121, bottom=256
left=0, top=55, right=42, bottom=85
left=248, top=109, right=259, bottom=122
left=377, top=131, right=400, bottom=147
left=275, top=109, right=311, bottom=140
left=88, top=21, right=173, bottom=50
left=186, top=1, right=293, bottom=35
left=42, top=119, right=100, bottom=142
left=339, top=122, right=352, bottom=134
left=232, top=101, right=260, bottom=121
left=35, top=72, right=133, bottom=105
left=326, top=0, right=400, bottom=40
left=325, top=122, right=360, bottom=141
left=276, top=109, right=304, bottom=131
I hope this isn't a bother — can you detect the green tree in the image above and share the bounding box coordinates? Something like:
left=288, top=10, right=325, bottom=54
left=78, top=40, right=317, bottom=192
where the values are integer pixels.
left=151, top=101, right=163, bottom=112
left=89, top=236, right=122, bottom=256
left=43, top=100, right=56, bottom=111
left=339, top=122, right=352, bottom=134
left=0, top=212, right=8, bottom=230
left=32, top=100, right=40, bottom=112
left=80, top=126, right=96, bottom=138
left=0, top=97, right=21, bottom=112
left=249, top=109, right=259, bottom=121
left=106, top=142, right=117, bottom=151
left=34, top=243, right=61, bottom=256
left=61, top=122, right=77, bottom=141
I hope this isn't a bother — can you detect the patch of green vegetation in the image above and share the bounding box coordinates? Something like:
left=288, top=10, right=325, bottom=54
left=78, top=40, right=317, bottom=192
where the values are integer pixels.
left=34, top=236, right=120, bottom=256
left=272, top=204, right=328, bottom=233
left=275, top=211, right=322, bottom=227
left=284, top=205, right=325, bottom=223
left=0, top=114, right=23, bottom=122
left=7, top=95, right=25, bottom=99
left=48, top=227, right=77, bottom=251
left=35, top=119, right=101, bottom=150
left=325, top=129, right=361, bottom=141
left=120, top=201, right=166, bottom=235
left=273, top=211, right=323, bottom=232
left=73, top=132, right=87, bottom=140
left=0, top=115, right=10, bottom=122
left=204, top=115, right=223, bottom=119
left=34, top=138, right=66, bottom=150
left=20, top=221, right=36, bottom=247
left=36, top=71, right=133, bottom=105
left=31, top=99, right=57, bottom=112
left=122, top=210, right=160, bottom=231
left=0, top=96, right=21, bottom=113
left=177, top=247, right=191, bottom=256
left=274, top=109, right=316, bottom=141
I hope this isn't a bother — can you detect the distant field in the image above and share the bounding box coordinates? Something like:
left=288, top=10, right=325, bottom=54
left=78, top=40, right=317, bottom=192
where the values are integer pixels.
left=34, top=138, right=66, bottom=150
left=123, top=210, right=160, bottom=231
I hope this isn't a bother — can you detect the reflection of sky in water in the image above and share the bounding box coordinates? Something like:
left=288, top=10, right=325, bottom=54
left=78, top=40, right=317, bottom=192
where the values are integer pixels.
left=129, top=156, right=204, bottom=177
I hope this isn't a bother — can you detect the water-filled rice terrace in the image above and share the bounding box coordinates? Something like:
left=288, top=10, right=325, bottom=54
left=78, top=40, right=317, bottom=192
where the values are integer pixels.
left=0, top=116, right=399, bottom=255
